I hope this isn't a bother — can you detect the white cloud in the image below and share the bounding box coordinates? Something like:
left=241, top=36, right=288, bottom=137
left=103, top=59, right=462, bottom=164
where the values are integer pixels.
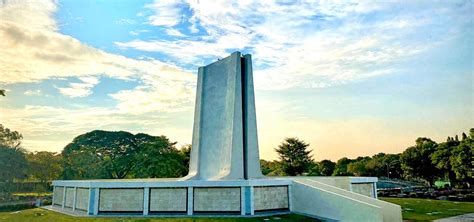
left=165, top=28, right=186, bottom=37
left=129, top=29, right=149, bottom=36
left=146, top=0, right=184, bottom=27
left=117, top=1, right=471, bottom=90
left=24, top=89, right=42, bottom=96
left=1, top=0, right=195, bottom=111
left=0, top=0, right=57, bottom=31
left=56, top=76, right=100, bottom=97
left=0, top=20, right=193, bottom=85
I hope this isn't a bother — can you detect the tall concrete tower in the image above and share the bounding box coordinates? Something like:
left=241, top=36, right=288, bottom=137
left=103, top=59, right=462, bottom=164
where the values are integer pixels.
left=185, top=52, right=263, bottom=180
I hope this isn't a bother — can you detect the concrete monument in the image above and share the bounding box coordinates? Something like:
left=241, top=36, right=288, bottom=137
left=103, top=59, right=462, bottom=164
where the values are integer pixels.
left=49, top=52, right=402, bottom=221
left=186, top=52, right=262, bottom=180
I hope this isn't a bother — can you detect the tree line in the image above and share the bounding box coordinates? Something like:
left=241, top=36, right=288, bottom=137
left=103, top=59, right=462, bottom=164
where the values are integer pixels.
left=262, top=131, right=473, bottom=188
left=0, top=124, right=472, bottom=190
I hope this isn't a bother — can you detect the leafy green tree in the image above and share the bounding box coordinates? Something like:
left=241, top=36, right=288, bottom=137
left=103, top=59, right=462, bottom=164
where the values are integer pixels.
left=364, top=153, right=401, bottom=179
left=318, top=160, right=336, bottom=176
left=275, top=137, right=313, bottom=176
left=62, top=150, right=107, bottom=179
left=63, top=131, right=159, bottom=179
left=0, top=125, right=28, bottom=182
left=347, top=161, right=366, bottom=176
left=431, top=139, right=458, bottom=183
left=347, top=156, right=371, bottom=176
left=449, top=129, right=473, bottom=187
left=260, top=159, right=286, bottom=176
left=132, top=136, right=187, bottom=178
left=307, top=162, right=321, bottom=176
left=0, top=124, right=22, bottom=148
left=260, top=159, right=273, bottom=175
left=0, top=144, right=28, bottom=182
left=62, top=130, right=187, bottom=179
left=179, top=144, right=191, bottom=171
left=26, top=151, right=62, bottom=183
left=332, top=157, right=354, bottom=176
left=0, top=89, right=5, bottom=96
left=401, top=137, right=439, bottom=186
left=381, top=154, right=402, bottom=179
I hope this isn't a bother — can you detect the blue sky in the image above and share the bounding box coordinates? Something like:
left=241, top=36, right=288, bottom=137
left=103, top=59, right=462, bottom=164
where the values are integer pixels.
left=0, top=0, right=472, bottom=160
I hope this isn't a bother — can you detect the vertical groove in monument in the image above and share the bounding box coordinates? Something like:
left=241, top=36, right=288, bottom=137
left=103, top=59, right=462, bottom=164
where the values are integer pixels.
left=241, top=57, right=248, bottom=180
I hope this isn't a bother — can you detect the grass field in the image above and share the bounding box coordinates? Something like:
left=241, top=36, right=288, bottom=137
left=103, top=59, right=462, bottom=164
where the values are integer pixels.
left=2, top=198, right=473, bottom=221
left=381, top=197, right=474, bottom=221
left=0, top=208, right=320, bottom=222
left=11, top=192, right=52, bottom=197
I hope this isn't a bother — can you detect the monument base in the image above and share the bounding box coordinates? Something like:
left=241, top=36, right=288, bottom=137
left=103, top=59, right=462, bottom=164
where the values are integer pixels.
left=50, top=176, right=401, bottom=221
left=51, top=178, right=292, bottom=216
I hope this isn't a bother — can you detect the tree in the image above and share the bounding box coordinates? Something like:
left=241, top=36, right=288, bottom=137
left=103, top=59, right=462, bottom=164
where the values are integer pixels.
left=62, top=130, right=158, bottom=179
left=0, top=89, right=5, bottom=96
left=275, top=137, right=313, bottom=176
left=401, top=137, right=439, bottom=186
left=347, top=157, right=371, bottom=176
left=431, top=139, right=458, bottom=183
left=318, top=160, right=336, bottom=176
left=0, top=144, right=28, bottom=182
left=132, top=136, right=187, bottom=178
left=363, top=153, right=402, bottom=179
left=0, top=124, right=23, bottom=148
left=179, top=144, right=191, bottom=171
left=449, top=129, right=473, bottom=187
left=260, top=159, right=286, bottom=176
left=0, top=125, right=28, bottom=182
left=26, top=151, right=62, bottom=183
left=332, top=157, right=354, bottom=176
left=62, top=130, right=187, bottom=179
left=382, top=154, right=402, bottom=179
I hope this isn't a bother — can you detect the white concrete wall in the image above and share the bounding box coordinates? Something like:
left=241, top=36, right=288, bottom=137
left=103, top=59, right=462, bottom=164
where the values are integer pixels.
left=193, top=187, right=240, bottom=212
left=75, top=188, right=89, bottom=211
left=64, top=187, right=75, bottom=208
left=293, top=178, right=401, bottom=222
left=351, top=183, right=374, bottom=197
left=254, top=186, right=288, bottom=211
left=53, top=186, right=64, bottom=205
left=150, top=188, right=187, bottom=212
left=99, top=188, right=144, bottom=212
left=292, top=180, right=383, bottom=222
left=304, top=177, right=352, bottom=190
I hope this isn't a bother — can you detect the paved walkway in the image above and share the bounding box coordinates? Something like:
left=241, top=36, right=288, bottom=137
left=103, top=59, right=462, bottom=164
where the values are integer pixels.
left=433, top=213, right=474, bottom=222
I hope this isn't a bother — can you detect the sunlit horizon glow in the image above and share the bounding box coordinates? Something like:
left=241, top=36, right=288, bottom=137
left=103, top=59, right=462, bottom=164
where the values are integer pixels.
left=0, top=0, right=472, bottom=161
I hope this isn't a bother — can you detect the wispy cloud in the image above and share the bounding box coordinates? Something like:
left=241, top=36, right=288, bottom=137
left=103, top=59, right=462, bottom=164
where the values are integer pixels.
left=24, top=89, right=42, bottom=96
left=146, top=0, right=184, bottom=27
left=165, top=28, right=186, bottom=37
left=56, top=76, right=100, bottom=98
left=0, top=0, right=195, bottom=104
left=129, top=29, right=149, bottom=36
left=117, top=0, right=472, bottom=90
left=115, top=18, right=135, bottom=25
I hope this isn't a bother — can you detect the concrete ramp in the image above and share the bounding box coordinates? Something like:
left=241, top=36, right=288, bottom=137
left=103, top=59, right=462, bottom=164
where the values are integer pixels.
left=292, top=178, right=401, bottom=222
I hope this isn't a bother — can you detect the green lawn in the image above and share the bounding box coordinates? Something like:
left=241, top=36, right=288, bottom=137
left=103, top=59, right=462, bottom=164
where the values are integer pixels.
left=0, top=208, right=320, bottom=222
left=11, top=192, right=52, bottom=197
left=381, top=197, right=474, bottom=221
left=3, top=199, right=473, bottom=222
